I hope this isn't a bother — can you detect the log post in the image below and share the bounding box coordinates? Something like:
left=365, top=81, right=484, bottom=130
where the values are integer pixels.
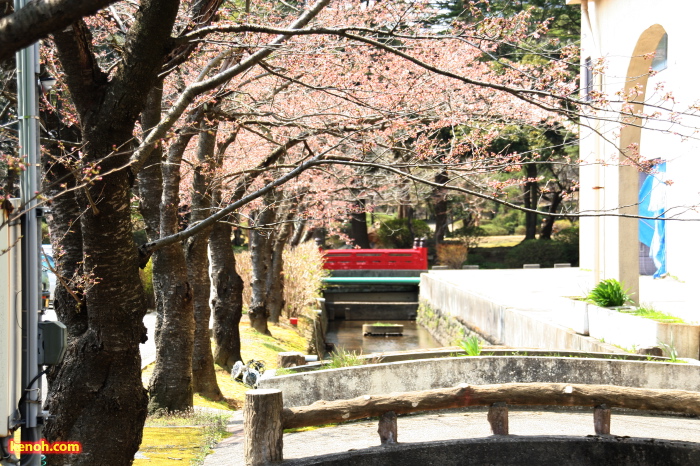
left=487, top=402, right=509, bottom=435
left=594, top=404, right=611, bottom=435
left=378, top=411, right=398, bottom=444
left=278, top=351, right=306, bottom=368
left=244, top=389, right=284, bottom=465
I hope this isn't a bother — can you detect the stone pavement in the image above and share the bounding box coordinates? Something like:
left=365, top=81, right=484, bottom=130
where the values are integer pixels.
left=204, top=407, right=700, bottom=465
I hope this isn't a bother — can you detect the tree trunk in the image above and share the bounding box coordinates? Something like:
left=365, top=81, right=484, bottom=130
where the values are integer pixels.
left=349, top=198, right=370, bottom=248
left=539, top=191, right=563, bottom=240
left=147, top=132, right=197, bottom=413
left=233, top=229, right=244, bottom=246
left=211, top=219, right=244, bottom=370
left=249, top=198, right=277, bottom=335
left=289, top=218, right=307, bottom=248
left=396, top=166, right=413, bottom=221
left=523, top=163, right=539, bottom=240
left=433, top=170, right=449, bottom=245
left=43, top=140, right=87, bottom=415
left=138, top=85, right=165, bottom=346
left=267, top=210, right=294, bottom=323
left=405, top=208, right=415, bottom=246
left=43, top=134, right=149, bottom=466
left=42, top=125, right=86, bottom=341
left=210, top=131, right=245, bottom=371
left=42, top=1, right=218, bottom=462
left=186, top=122, right=222, bottom=400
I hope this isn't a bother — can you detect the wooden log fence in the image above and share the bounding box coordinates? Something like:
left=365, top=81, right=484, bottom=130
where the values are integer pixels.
left=243, top=383, right=700, bottom=465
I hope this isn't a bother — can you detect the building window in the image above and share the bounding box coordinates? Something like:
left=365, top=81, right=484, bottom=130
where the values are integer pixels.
left=651, top=33, right=668, bottom=72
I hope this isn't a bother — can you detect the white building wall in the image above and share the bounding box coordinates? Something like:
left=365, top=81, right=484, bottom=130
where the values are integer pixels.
left=575, top=0, right=700, bottom=310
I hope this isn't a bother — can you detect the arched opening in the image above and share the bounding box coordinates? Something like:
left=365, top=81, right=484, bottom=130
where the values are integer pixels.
left=615, top=24, right=667, bottom=302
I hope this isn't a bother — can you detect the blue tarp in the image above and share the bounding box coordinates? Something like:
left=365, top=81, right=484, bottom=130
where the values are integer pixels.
left=638, top=162, right=667, bottom=278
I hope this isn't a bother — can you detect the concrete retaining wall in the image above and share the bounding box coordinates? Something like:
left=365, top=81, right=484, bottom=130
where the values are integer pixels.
left=587, top=304, right=700, bottom=358
left=420, top=274, right=507, bottom=343
left=419, top=273, right=645, bottom=354
left=258, top=356, right=700, bottom=408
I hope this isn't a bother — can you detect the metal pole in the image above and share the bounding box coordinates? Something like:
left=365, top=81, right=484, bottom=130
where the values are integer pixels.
left=16, top=0, right=43, bottom=462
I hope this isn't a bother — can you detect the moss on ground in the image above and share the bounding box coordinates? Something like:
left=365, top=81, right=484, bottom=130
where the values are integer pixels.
left=134, top=427, right=206, bottom=465
left=137, top=319, right=307, bottom=464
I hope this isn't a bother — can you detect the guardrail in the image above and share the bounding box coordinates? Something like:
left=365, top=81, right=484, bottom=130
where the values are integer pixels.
left=243, top=382, right=700, bottom=465
left=322, top=247, right=428, bottom=270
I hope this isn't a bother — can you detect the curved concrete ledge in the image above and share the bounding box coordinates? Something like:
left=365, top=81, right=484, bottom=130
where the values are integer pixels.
left=258, top=356, right=700, bottom=408
left=282, top=436, right=700, bottom=466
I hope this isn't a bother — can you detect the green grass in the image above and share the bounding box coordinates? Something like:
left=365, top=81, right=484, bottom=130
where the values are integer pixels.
left=273, top=367, right=296, bottom=376
left=326, top=347, right=365, bottom=369
left=458, top=335, right=482, bottom=356
left=371, top=322, right=401, bottom=327
left=622, top=306, right=686, bottom=324
left=136, top=411, right=231, bottom=466
left=658, top=340, right=686, bottom=363
left=477, top=235, right=525, bottom=248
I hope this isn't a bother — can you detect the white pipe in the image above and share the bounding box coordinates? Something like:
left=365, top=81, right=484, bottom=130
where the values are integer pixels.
left=16, top=0, right=43, bottom=462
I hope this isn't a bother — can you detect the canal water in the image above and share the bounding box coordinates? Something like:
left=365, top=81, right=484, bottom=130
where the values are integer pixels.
left=325, top=320, right=443, bottom=354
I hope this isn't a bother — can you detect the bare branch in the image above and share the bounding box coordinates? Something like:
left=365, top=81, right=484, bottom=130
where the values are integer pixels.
left=129, top=0, right=332, bottom=174
left=0, top=0, right=121, bottom=62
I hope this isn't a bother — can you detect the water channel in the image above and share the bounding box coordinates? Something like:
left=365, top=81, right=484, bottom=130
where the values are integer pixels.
left=325, top=320, right=442, bottom=354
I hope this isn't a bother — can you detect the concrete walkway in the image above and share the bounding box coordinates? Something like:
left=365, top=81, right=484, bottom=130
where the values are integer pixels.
left=426, top=267, right=698, bottom=323
left=204, top=407, right=700, bottom=465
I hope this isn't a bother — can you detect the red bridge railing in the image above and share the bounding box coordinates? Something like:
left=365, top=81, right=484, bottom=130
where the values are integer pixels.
left=322, top=247, right=428, bottom=270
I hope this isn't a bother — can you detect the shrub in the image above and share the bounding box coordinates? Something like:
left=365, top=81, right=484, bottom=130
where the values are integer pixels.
left=553, top=224, right=578, bottom=244
left=553, top=225, right=579, bottom=266
left=282, top=242, right=329, bottom=318
left=587, top=279, right=630, bottom=307
left=513, top=225, right=527, bottom=235
left=436, top=242, right=468, bottom=268
left=479, top=223, right=509, bottom=236
left=376, top=217, right=432, bottom=248
left=236, top=241, right=328, bottom=318
left=505, top=239, right=571, bottom=268
left=490, top=209, right=524, bottom=234
left=236, top=249, right=253, bottom=312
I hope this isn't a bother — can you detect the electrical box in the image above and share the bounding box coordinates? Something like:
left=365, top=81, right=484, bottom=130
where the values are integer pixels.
left=38, top=321, right=67, bottom=366
left=0, top=199, right=22, bottom=438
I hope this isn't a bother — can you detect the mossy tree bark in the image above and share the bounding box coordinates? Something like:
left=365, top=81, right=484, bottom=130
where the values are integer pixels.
left=186, top=121, right=222, bottom=400
left=43, top=1, right=179, bottom=463
left=249, top=195, right=277, bottom=335
left=210, top=218, right=244, bottom=370
left=147, top=127, right=197, bottom=413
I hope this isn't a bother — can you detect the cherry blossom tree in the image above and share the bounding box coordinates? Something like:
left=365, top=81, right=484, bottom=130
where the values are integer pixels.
left=10, top=1, right=699, bottom=465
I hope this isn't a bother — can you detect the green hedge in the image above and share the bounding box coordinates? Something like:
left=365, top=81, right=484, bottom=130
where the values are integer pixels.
left=505, top=238, right=578, bottom=268
left=479, top=223, right=510, bottom=236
